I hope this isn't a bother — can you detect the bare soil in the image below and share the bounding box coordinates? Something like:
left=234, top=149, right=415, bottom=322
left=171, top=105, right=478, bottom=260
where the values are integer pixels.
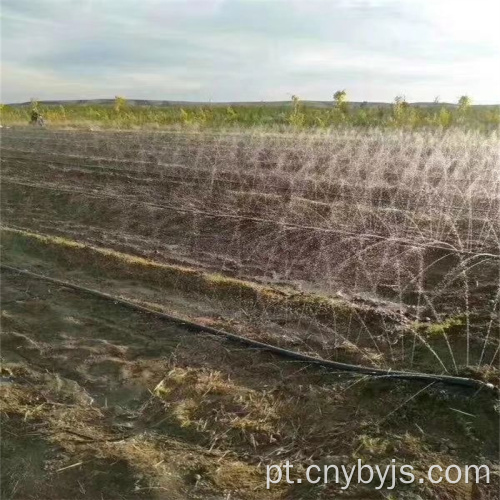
left=2, top=265, right=499, bottom=499
left=1, top=128, right=499, bottom=499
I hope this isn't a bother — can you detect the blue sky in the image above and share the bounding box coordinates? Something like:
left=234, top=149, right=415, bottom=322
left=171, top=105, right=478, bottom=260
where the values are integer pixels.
left=1, top=0, right=499, bottom=103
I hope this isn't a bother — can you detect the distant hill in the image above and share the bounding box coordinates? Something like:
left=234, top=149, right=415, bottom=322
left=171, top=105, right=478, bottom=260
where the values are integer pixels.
left=7, top=99, right=499, bottom=110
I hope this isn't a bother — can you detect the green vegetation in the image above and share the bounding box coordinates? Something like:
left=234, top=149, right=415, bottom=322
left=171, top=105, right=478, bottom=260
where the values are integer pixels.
left=1, top=94, right=498, bottom=130
left=458, top=95, right=472, bottom=112
left=413, top=316, right=466, bottom=338
left=113, top=95, right=128, bottom=112
left=333, top=89, right=349, bottom=115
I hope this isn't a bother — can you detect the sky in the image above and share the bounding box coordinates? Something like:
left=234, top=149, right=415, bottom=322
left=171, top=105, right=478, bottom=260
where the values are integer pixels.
left=1, top=0, right=499, bottom=104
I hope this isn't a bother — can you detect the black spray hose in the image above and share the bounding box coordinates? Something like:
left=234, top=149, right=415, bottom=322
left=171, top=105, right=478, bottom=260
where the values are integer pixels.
left=1, top=264, right=497, bottom=394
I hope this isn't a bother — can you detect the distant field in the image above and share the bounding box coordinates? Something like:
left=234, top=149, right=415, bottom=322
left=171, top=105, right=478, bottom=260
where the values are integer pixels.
left=2, top=98, right=499, bottom=130
left=1, top=126, right=499, bottom=499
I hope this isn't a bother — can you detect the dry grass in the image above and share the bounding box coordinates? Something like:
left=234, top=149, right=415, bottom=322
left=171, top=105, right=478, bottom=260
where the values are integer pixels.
left=1, top=272, right=498, bottom=499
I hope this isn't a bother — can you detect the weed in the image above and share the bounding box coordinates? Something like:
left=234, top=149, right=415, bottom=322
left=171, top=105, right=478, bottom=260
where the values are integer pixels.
left=1, top=95, right=498, bottom=130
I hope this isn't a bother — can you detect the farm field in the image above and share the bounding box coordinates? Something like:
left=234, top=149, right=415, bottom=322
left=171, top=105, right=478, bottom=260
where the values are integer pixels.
left=1, top=99, right=499, bottom=131
left=1, top=126, right=499, bottom=499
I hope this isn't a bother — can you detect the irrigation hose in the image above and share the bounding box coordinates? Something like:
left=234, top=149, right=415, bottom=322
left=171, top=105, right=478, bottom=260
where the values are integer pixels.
left=1, top=264, right=497, bottom=393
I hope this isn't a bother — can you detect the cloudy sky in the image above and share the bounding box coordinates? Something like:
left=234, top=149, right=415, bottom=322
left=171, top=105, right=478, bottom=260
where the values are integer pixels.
left=1, top=0, right=499, bottom=104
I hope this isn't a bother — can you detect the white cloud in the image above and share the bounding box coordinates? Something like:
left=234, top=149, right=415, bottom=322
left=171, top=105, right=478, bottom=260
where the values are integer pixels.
left=1, top=0, right=499, bottom=103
